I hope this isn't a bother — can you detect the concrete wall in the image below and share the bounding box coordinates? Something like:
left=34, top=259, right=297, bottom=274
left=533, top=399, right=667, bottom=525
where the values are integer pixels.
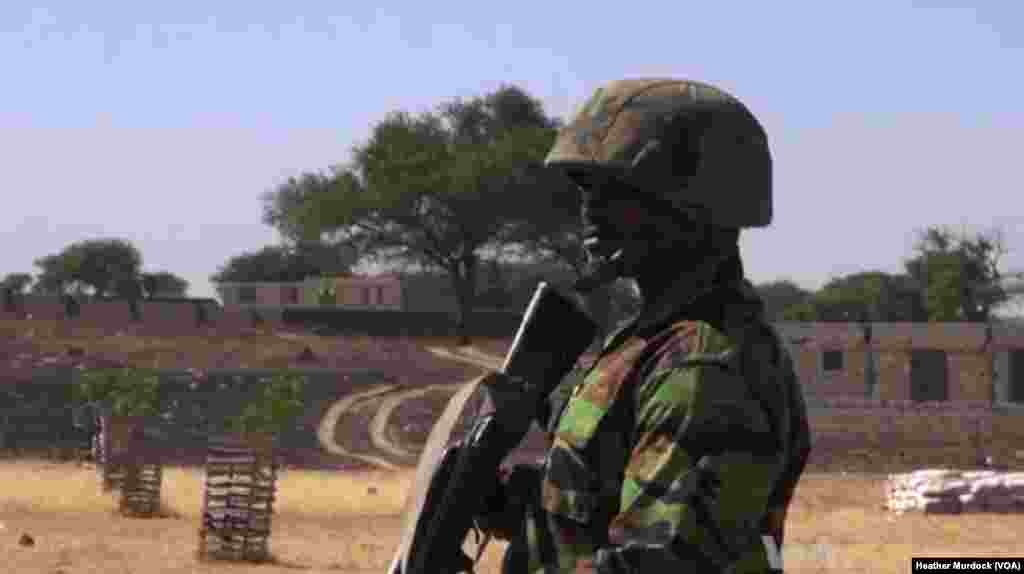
left=217, top=307, right=284, bottom=330
left=75, top=301, right=136, bottom=328
left=219, top=278, right=402, bottom=309
left=217, top=283, right=297, bottom=307
left=18, top=296, right=66, bottom=320
left=807, top=400, right=1024, bottom=470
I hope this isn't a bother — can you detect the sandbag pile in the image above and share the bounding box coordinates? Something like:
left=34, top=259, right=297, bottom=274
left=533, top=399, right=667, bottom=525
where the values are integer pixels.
left=886, top=469, right=1024, bottom=514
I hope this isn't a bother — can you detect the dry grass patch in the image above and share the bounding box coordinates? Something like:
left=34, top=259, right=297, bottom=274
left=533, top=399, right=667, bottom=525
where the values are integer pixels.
left=2, top=463, right=1022, bottom=574
left=0, top=460, right=411, bottom=519
left=782, top=474, right=1024, bottom=573
left=0, top=460, right=415, bottom=573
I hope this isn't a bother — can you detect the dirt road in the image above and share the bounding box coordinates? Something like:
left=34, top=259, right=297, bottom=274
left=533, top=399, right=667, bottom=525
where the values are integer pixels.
left=317, top=346, right=502, bottom=470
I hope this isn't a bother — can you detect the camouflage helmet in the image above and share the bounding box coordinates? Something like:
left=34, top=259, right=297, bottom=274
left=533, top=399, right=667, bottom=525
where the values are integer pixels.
left=545, top=78, right=772, bottom=229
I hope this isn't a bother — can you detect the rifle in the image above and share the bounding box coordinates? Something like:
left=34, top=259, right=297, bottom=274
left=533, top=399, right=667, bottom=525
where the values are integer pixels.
left=388, top=282, right=598, bottom=574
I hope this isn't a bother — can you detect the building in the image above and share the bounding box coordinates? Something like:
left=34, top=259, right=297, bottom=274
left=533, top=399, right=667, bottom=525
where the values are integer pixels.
left=215, top=265, right=574, bottom=313
left=776, top=321, right=1024, bottom=407
left=216, top=275, right=402, bottom=309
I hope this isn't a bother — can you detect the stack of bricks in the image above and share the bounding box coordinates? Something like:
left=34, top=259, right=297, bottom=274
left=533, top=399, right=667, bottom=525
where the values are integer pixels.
left=886, top=468, right=1024, bottom=514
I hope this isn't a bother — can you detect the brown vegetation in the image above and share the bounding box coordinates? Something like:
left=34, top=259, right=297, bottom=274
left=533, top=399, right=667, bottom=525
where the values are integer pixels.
left=0, top=462, right=1021, bottom=574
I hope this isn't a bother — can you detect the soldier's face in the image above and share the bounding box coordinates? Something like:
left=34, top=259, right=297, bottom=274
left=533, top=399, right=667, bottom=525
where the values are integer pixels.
left=573, top=171, right=686, bottom=264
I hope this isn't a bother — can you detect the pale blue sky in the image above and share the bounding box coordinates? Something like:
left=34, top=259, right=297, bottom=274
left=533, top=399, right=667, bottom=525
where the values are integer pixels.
left=2, top=2, right=1022, bottom=311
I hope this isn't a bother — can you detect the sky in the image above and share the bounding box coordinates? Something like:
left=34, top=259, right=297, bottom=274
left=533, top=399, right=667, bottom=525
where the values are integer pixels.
left=1, top=1, right=1022, bottom=311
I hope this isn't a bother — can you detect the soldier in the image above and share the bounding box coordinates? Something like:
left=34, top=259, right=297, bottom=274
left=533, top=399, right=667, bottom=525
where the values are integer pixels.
left=474, top=79, right=812, bottom=573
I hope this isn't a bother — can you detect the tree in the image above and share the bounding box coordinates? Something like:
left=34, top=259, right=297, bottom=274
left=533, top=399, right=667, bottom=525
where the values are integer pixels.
left=32, top=253, right=77, bottom=295
left=263, top=85, right=565, bottom=343
left=904, top=226, right=1008, bottom=322
left=755, top=280, right=814, bottom=322
left=227, top=373, right=306, bottom=436
left=776, top=271, right=927, bottom=322
left=139, top=271, right=189, bottom=298
left=258, top=172, right=337, bottom=244
left=0, top=273, right=33, bottom=294
left=501, top=163, right=645, bottom=336
left=74, top=367, right=162, bottom=418
left=211, top=242, right=353, bottom=285
left=780, top=300, right=818, bottom=322
left=68, top=239, right=143, bottom=297
left=33, top=239, right=143, bottom=298
left=476, top=258, right=510, bottom=310
left=813, top=272, right=927, bottom=322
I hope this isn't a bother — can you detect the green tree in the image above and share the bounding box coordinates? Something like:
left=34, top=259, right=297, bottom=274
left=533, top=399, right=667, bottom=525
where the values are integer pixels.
left=263, top=85, right=564, bottom=344
left=32, top=253, right=77, bottom=295
left=74, top=368, right=162, bottom=418
left=211, top=243, right=353, bottom=285
left=755, top=280, right=814, bottom=322
left=259, top=172, right=337, bottom=243
left=140, top=271, right=190, bottom=298
left=814, top=272, right=926, bottom=322
left=778, top=272, right=927, bottom=322
left=33, top=239, right=143, bottom=298
left=780, top=300, right=818, bottom=322
left=228, top=373, right=306, bottom=436
left=69, top=238, right=143, bottom=297
left=904, top=226, right=1008, bottom=322
left=0, top=273, right=33, bottom=294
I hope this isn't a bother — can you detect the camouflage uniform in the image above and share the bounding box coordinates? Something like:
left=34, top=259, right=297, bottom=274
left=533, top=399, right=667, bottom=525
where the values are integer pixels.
left=498, top=277, right=811, bottom=574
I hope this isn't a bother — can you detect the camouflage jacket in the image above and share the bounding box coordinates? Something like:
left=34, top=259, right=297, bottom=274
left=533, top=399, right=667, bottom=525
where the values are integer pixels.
left=502, top=279, right=811, bottom=574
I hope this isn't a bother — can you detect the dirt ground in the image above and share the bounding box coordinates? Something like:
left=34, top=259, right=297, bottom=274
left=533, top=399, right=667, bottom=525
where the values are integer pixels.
left=0, top=461, right=1021, bottom=574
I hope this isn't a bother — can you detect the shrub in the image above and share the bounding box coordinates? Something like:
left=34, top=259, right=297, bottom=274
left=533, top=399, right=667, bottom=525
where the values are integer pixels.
left=226, top=373, right=305, bottom=436
left=74, top=367, right=161, bottom=418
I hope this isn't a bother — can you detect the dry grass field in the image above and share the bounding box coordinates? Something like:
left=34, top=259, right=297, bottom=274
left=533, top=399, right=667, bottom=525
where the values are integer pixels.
left=0, top=461, right=1021, bottom=574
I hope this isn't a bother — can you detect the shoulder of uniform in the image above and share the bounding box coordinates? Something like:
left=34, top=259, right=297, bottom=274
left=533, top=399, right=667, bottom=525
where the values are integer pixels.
left=628, top=321, right=734, bottom=385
